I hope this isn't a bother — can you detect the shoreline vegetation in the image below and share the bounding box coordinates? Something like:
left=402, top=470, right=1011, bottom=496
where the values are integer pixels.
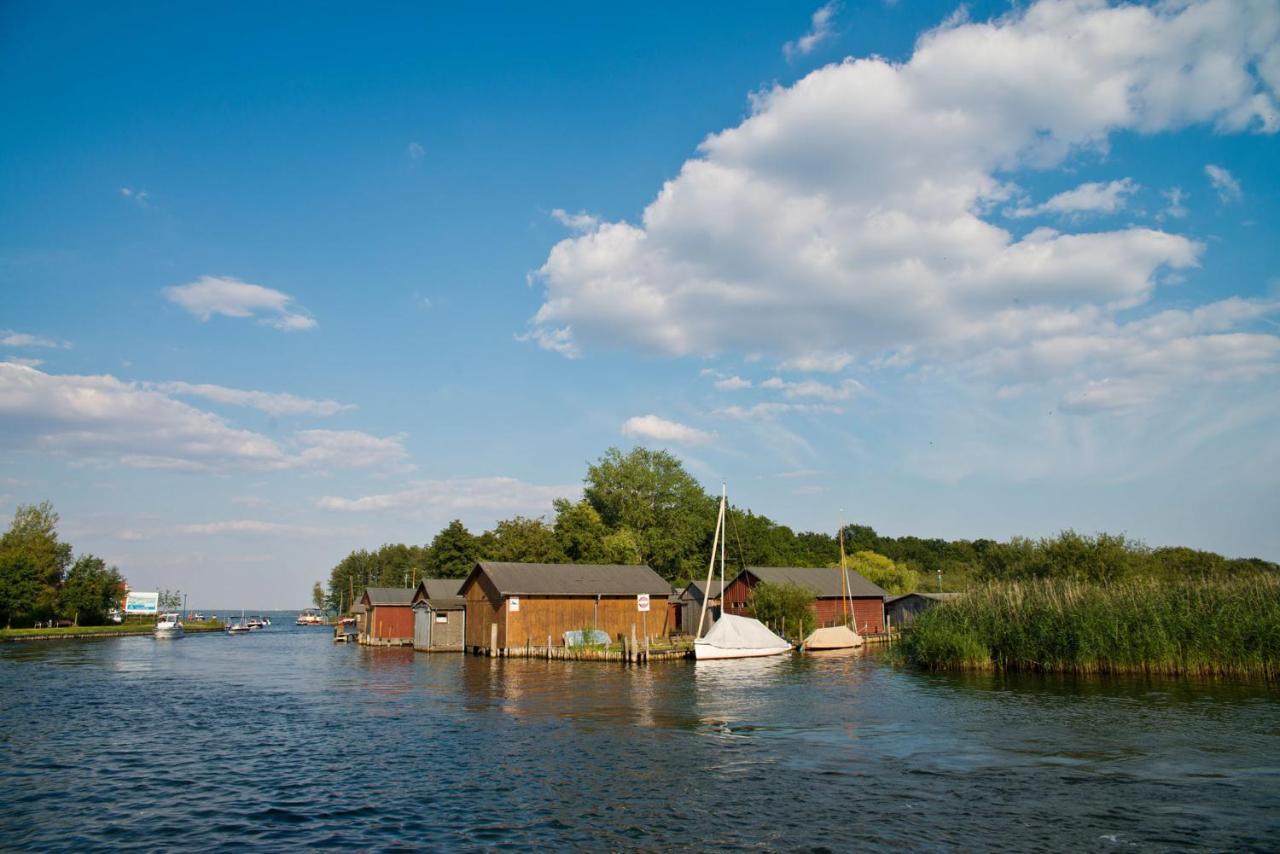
left=1, top=619, right=225, bottom=642
left=898, top=574, right=1280, bottom=680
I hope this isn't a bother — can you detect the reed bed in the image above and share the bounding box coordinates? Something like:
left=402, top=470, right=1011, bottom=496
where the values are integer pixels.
left=899, top=574, right=1280, bottom=679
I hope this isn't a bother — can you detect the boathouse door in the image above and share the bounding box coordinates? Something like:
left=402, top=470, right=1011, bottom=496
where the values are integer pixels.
left=413, top=604, right=431, bottom=650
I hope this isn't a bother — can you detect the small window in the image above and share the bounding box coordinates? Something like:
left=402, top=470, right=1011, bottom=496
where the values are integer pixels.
left=435, top=613, right=448, bottom=623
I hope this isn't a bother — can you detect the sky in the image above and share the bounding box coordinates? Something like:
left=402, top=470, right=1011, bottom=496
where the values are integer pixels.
left=1, top=0, right=1278, bottom=608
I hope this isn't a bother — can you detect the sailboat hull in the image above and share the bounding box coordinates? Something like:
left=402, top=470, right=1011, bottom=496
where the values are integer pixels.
left=693, top=642, right=791, bottom=660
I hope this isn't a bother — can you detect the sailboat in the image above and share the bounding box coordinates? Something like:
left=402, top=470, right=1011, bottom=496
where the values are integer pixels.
left=225, top=609, right=252, bottom=634
left=693, top=484, right=792, bottom=660
left=803, top=515, right=863, bottom=652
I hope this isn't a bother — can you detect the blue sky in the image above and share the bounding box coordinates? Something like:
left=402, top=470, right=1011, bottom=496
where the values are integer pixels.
left=2, top=0, right=1278, bottom=607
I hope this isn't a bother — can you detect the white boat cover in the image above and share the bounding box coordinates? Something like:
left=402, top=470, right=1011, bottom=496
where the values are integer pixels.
left=804, top=625, right=863, bottom=650
left=697, top=613, right=790, bottom=653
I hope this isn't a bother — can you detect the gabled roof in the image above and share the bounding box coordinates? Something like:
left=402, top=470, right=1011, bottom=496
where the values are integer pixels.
left=886, top=592, right=962, bottom=604
left=464, top=562, right=672, bottom=597
left=681, top=578, right=724, bottom=601
left=361, top=587, right=415, bottom=606
left=412, top=578, right=466, bottom=602
left=739, top=566, right=888, bottom=599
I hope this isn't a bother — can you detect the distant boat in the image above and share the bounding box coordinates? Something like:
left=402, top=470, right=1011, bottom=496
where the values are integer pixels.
left=226, top=609, right=252, bottom=634
left=154, top=612, right=184, bottom=640
left=693, top=484, right=791, bottom=661
left=296, top=609, right=325, bottom=626
left=246, top=616, right=270, bottom=630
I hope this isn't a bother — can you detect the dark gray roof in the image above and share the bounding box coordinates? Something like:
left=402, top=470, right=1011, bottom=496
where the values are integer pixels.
left=413, top=578, right=466, bottom=602
left=741, top=566, right=888, bottom=599
left=362, top=587, right=416, bottom=606
left=349, top=602, right=367, bottom=614
left=681, top=578, right=724, bottom=601
left=415, top=598, right=466, bottom=611
left=886, top=592, right=962, bottom=604
left=469, top=562, right=672, bottom=597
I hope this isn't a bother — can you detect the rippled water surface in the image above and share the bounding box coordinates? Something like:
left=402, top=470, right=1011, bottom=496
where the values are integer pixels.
left=2, top=616, right=1278, bottom=850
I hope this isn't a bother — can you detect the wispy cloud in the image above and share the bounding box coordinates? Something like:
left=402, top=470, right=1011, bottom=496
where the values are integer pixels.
left=120, top=187, right=149, bottom=206
left=145, top=381, right=354, bottom=418
left=407, top=141, right=425, bottom=161
left=1009, top=179, right=1138, bottom=219
left=1, top=330, right=70, bottom=349
left=516, top=325, right=580, bottom=358
left=1205, top=164, right=1242, bottom=203
left=621, top=414, right=714, bottom=445
left=760, top=377, right=864, bottom=401
left=713, top=375, right=752, bottom=391
left=783, top=2, right=838, bottom=61
left=318, top=476, right=576, bottom=516
left=551, top=209, right=600, bottom=233
left=163, top=276, right=316, bottom=331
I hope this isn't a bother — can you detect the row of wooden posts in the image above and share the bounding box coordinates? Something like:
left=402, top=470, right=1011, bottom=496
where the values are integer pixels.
left=480, top=622, right=689, bottom=664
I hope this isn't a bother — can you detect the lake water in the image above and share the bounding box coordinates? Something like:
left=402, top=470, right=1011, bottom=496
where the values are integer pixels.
left=2, top=614, right=1278, bottom=850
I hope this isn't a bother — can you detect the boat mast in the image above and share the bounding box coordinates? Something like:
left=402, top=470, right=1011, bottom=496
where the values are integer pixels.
left=694, top=484, right=727, bottom=639
left=839, top=512, right=850, bottom=625
left=719, top=482, right=726, bottom=619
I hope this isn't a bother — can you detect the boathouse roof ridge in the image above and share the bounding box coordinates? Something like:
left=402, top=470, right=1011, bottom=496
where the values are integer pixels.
left=471, top=561, right=672, bottom=596
left=362, top=587, right=416, bottom=606
left=742, top=566, right=889, bottom=599
left=682, top=578, right=725, bottom=600
left=415, top=577, right=466, bottom=601
left=885, top=591, right=962, bottom=604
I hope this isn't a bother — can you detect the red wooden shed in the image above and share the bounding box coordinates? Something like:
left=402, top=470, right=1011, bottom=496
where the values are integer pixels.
left=360, top=587, right=416, bottom=646
left=722, top=566, right=888, bottom=635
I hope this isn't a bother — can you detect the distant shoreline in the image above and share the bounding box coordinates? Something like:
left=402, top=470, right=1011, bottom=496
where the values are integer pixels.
left=1, top=621, right=225, bottom=643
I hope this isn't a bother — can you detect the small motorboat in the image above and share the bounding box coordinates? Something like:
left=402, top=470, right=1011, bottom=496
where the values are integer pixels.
left=226, top=609, right=252, bottom=634
left=245, top=616, right=269, bottom=630
left=296, top=609, right=326, bottom=626
left=154, top=612, right=185, bottom=639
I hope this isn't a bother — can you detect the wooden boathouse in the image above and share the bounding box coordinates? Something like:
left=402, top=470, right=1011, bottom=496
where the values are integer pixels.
left=675, top=578, right=723, bottom=636
left=411, top=578, right=466, bottom=651
left=885, top=591, right=961, bottom=629
left=460, top=561, right=673, bottom=654
left=360, top=587, right=416, bottom=646
left=723, top=566, right=888, bottom=634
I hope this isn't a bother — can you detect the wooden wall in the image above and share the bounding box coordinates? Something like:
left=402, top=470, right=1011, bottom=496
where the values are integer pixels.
left=464, top=584, right=671, bottom=650
left=723, top=575, right=885, bottom=634
left=368, top=604, right=415, bottom=640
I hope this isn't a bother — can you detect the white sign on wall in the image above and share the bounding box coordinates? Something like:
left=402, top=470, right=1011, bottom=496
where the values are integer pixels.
left=124, top=591, right=159, bottom=614
left=636, top=593, right=650, bottom=612
left=509, top=597, right=520, bottom=612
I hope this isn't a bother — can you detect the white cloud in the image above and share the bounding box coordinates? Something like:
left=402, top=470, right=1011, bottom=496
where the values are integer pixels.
left=0, top=363, right=405, bottom=473
left=407, top=141, right=425, bottom=160
left=715, top=402, right=842, bottom=420
left=145, top=381, right=354, bottom=417
left=1, top=331, right=70, bottom=349
left=1160, top=187, right=1189, bottom=220
left=784, top=2, right=838, bottom=61
left=318, top=476, right=575, bottom=516
left=163, top=275, right=316, bottom=331
left=551, top=209, right=600, bottom=233
left=713, top=375, right=753, bottom=390
left=4, top=357, right=44, bottom=368
left=621, top=414, right=714, bottom=445
left=120, top=187, right=149, bottom=205
left=1205, top=164, right=1243, bottom=203
left=515, top=326, right=579, bottom=358
left=527, top=0, right=1279, bottom=410
left=777, top=352, right=853, bottom=373
left=1010, top=178, right=1138, bottom=218
left=761, top=377, right=864, bottom=401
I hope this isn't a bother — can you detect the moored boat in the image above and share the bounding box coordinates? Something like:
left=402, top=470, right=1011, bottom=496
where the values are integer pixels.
left=154, top=612, right=185, bottom=639
left=296, top=608, right=325, bottom=626
left=803, top=625, right=863, bottom=651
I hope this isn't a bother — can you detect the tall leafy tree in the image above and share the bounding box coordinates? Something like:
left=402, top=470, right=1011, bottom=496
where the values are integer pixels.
left=486, top=516, right=565, bottom=563
left=0, top=552, right=41, bottom=628
left=0, top=501, right=73, bottom=619
left=553, top=499, right=607, bottom=563
left=59, top=555, right=123, bottom=626
left=425, top=520, right=480, bottom=578
left=583, top=447, right=715, bottom=580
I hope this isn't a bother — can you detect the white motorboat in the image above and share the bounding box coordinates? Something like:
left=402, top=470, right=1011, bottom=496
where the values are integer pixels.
left=296, top=608, right=325, bottom=626
left=692, top=484, right=792, bottom=661
left=154, top=612, right=184, bottom=639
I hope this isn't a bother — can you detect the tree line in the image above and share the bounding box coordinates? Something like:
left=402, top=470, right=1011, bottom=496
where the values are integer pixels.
left=321, top=446, right=1278, bottom=611
left=0, top=502, right=125, bottom=628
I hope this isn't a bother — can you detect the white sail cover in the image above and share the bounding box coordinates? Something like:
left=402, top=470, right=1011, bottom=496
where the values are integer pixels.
left=694, top=613, right=791, bottom=659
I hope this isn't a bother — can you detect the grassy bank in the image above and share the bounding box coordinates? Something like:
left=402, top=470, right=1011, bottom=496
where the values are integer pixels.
left=898, top=574, right=1280, bottom=679
left=1, top=620, right=224, bottom=641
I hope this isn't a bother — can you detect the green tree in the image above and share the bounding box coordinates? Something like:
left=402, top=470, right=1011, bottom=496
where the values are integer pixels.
left=583, top=447, right=715, bottom=580
left=425, top=520, right=481, bottom=578
left=847, top=550, right=919, bottom=595
left=748, top=581, right=816, bottom=642
left=0, top=551, right=41, bottom=628
left=58, top=555, right=124, bottom=626
left=601, top=527, right=644, bottom=565
left=553, top=499, right=607, bottom=563
left=312, top=581, right=326, bottom=611
left=0, top=501, right=73, bottom=619
left=486, top=516, right=565, bottom=563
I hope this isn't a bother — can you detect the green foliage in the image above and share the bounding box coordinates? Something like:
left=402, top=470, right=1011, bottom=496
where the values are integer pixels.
left=59, top=555, right=124, bottom=626
left=426, top=520, right=479, bottom=579
left=0, top=551, right=42, bottom=628
left=553, top=499, right=608, bottom=563
left=748, top=581, right=816, bottom=642
left=846, top=550, right=919, bottom=595
left=601, top=527, right=644, bottom=565
left=899, top=574, right=1280, bottom=678
left=978, top=530, right=1145, bottom=583
left=0, top=501, right=73, bottom=619
left=312, top=581, right=326, bottom=611
left=486, top=516, right=565, bottom=563
left=583, top=447, right=716, bottom=580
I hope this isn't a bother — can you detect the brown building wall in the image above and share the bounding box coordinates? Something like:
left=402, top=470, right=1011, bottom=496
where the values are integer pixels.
left=723, top=575, right=885, bottom=634
left=464, top=581, right=671, bottom=649
left=368, top=604, right=414, bottom=640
